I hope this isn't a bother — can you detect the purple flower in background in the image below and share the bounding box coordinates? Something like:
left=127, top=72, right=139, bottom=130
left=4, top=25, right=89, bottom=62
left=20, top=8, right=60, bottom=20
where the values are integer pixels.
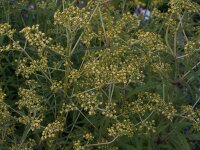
left=21, top=3, right=36, bottom=19
left=133, top=5, right=151, bottom=21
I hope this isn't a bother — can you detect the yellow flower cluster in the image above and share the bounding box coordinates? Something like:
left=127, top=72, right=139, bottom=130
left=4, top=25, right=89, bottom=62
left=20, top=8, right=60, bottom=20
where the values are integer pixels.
left=136, top=30, right=167, bottom=55
left=151, top=62, right=171, bottom=73
left=68, top=69, right=81, bottom=84
left=108, top=119, right=134, bottom=137
left=129, top=100, right=148, bottom=115
left=50, top=80, right=64, bottom=93
left=128, top=92, right=176, bottom=121
left=33, top=56, right=48, bottom=71
left=181, top=106, right=200, bottom=131
left=16, top=59, right=36, bottom=78
left=50, top=44, right=65, bottom=56
left=169, top=0, right=200, bottom=14
left=16, top=56, right=48, bottom=78
left=82, top=25, right=97, bottom=47
left=137, top=120, right=156, bottom=134
left=17, top=88, right=45, bottom=131
left=98, top=12, right=139, bottom=46
left=115, top=12, right=139, bottom=33
left=152, top=8, right=167, bottom=19
left=83, top=132, right=94, bottom=141
left=73, top=140, right=85, bottom=150
left=184, top=41, right=196, bottom=56
left=54, top=6, right=90, bottom=30
left=133, top=30, right=171, bottom=75
left=41, top=120, right=64, bottom=140
left=138, top=92, right=177, bottom=121
left=60, top=102, right=78, bottom=114
left=30, top=117, right=43, bottom=131
left=0, top=41, right=21, bottom=52
left=151, top=8, right=177, bottom=32
left=0, top=89, right=14, bottom=140
left=82, top=47, right=144, bottom=87
left=0, top=23, right=15, bottom=38
left=37, top=1, right=46, bottom=9
left=20, top=25, right=52, bottom=51
left=102, top=102, right=117, bottom=119
left=18, top=115, right=43, bottom=131
left=0, top=23, right=21, bottom=52
left=76, top=92, right=102, bottom=115
left=164, top=18, right=177, bottom=32
left=25, top=79, right=40, bottom=89
left=17, top=88, right=45, bottom=113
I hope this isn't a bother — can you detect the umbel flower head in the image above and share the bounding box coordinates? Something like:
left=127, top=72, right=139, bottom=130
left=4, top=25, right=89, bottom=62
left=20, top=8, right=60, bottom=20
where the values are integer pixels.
left=20, top=24, right=52, bottom=51
left=0, top=89, right=14, bottom=143
left=54, top=6, right=90, bottom=30
left=41, top=119, right=64, bottom=140
left=108, top=119, right=135, bottom=137
left=0, top=23, right=15, bottom=38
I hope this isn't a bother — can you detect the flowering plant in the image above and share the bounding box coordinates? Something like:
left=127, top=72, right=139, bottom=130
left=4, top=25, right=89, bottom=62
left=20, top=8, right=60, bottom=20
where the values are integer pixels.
left=0, top=0, right=200, bottom=149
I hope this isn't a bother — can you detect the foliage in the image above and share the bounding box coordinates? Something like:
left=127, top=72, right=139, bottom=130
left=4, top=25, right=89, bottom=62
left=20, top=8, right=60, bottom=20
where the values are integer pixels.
left=0, top=0, right=200, bottom=149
